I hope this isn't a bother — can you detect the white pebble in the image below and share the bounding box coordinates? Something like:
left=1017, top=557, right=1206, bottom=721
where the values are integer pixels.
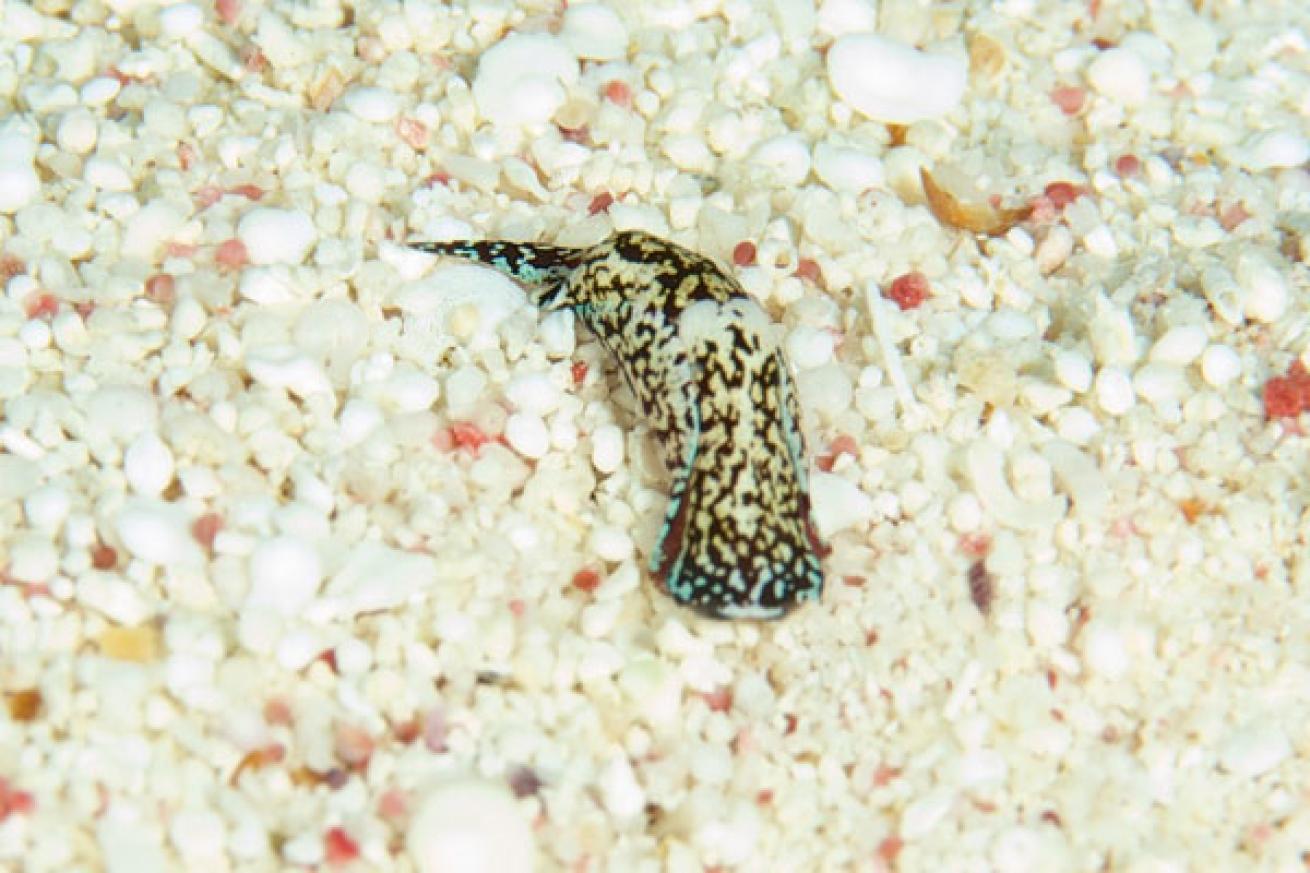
left=1240, top=129, right=1309, bottom=172
left=0, top=162, right=39, bottom=214
left=122, top=200, right=185, bottom=260
left=817, top=0, right=877, bottom=37
left=339, top=86, right=402, bottom=123
left=1200, top=344, right=1241, bottom=388
left=1094, top=366, right=1135, bottom=416
left=0, top=132, right=36, bottom=164
left=81, top=76, right=122, bottom=106
left=445, top=366, right=488, bottom=412
left=158, top=3, right=204, bottom=38
left=786, top=324, right=835, bottom=370
left=97, top=805, right=170, bottom=873
left=505, top=372, right=561, bottom=415
left=1132, top=363, right=1185, bottom=405
left=598, top=753, right=646, bottom=820
left=1217, top=723, right=1291, bottom=778
left=85, top=155, right=133, bottom=191
left=948, top=492, right=982, bottom=533
left=1079, top=619, right=1128, bottom=679
left=1237, top=254, right=1289, bottom=323
left=1054, top=407, right=1100, bottom=444
left=116, top=498, right=205, bottom=566
left=124, top=431, right=176, bottom=497
left=7, top=535, right=58, bottom=583
left=245, top=345, right=334, bottom=401
left=473, top=33, right=579, bottom=128
left=590, top=525, right=634, bottom=563
left=245, top=536, right=323, bottom=617
left=236, top=208, right=318, bottom=266
left=56, top=109, right=99, bottom=154
left=1053, top=349, right=1093, bottom=393
left=24, top=484, right=71, bottom=531
left=561, top=4, right=629, bottom=61
left=377, top=366, right=441, bottom=413
left=827, top=34, right=966, bottom=124
left=812, top=141, right=883, bottom=193
left=505, top=413, right=550, bottom=460
left=169, top=808, right=227, bottom=862
left=590, top=423, right=624, bottom=474
left=1149, top=325, right=1208, bottom=365
left=810, top=471, right=874, bottom=538
left=406, top=780, right=534, bottom=873
left=750, top=133, right=812, bottom=186
left=1086, top=47, right=1150, bottom=106
left=323, top=542, right=434, bottom=616
left=399, top=265, right=527, bottom=345
left=538, top=310, right=576, bottom=357
left=85, top=385, right=158, bottom=443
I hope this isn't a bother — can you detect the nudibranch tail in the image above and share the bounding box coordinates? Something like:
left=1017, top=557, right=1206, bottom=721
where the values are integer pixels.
left=411, top=239, right=585, bottom=307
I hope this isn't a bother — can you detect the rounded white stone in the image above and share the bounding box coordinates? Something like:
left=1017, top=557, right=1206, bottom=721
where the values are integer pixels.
left=116, top=498, right=205, bottom=566
left=1200, top=344, right=1241, bottom=388
left=445, top=366, right=488, bottom=412
left=339, top=86, right=401, bottom=123
left=124, top=431, right=176, bottom=496
left=827, top=34, right=967, bottom=124
left=1132, top=363, right=1185, bottom=404
left=85, top=385, right=159, bottom=443
left=590, top=525, right=634, bottom=563
left=505, top=372, right=561, bottom=416
left=1238, top=254, right=1289, bottom=323
left=812, top=142, right=883, bottom=193
left=1241, top=129, right=1309, bottom=172
left=816, top=0, right=877, bottom=37
left=1053, top=349, right=1093, bottom=393
left=505, top=412, right=549, bottom=459
left=8, top=535, right=59, bottom=583
left=473, top=33, right=579, bottom=128
left=1149, top=325, right=1208, bottom=365
left=378, top=367, right=440, bottom=413
left=25, top=484, right=72, bottom=531
left=1080, top=620, right=1128, bottom=679
left=561, top=4, right=629, bottom=61
left=1094, top=366, right=1135, bottom=416
left=236, top=208, right=318, bottom=266
left=786, top=324, right=835, bottom=370
left=159, top=3, right=205, bottom=38
left=245, top=345, right=334, bottom=400
left=590, top=423, right=624, bottom=474
left=84, top=155, right=134, bottom=192
left=948, top=492, right=982, bottom=533
left=122, top=200, right=186, bottom=260
left=0, top=133, right=36, bottom=164
left=810, top=471, right=874, bottom=538
left=750, top=133, right=812, bottom=186
left=169, top=808, right=227, bottom=861
left=406, top=779, right=533, bottom=873
left=0, top=162, right=39, bottom=214
left=56, top=109, right=99, bottom=154
left=1086, top=47, right=1150, bottom=106
left=1217, top=723, right=1291, bottom=778
left=245, top=536, right=323, bottom=617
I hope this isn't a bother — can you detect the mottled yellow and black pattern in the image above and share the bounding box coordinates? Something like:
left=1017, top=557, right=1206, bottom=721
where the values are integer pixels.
left=413, top=230, right=825, bottom=619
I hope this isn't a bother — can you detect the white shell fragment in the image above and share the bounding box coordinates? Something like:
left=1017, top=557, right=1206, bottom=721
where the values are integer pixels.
left=473, top=34, right=580, bottom=128
left=407, top=780, right=534, bottom=873
left=826, top=34, right=967, bottom=124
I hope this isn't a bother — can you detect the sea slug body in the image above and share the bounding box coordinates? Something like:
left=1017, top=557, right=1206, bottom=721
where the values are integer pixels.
left=413, top=230, right=825, bottom=619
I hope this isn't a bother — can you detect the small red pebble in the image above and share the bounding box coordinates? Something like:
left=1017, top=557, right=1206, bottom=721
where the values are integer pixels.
left=602, top=80, right=632, bottom=107
left=422, top=708, right=448, bottom=753
left=701, top=686, right=732, bottom=713
left=334, top=723, right=374, bottom=769
left=732, top=241, right=757, bottom=267
left=24, top=292, right=58, bottom=320
left=324, top=827, right=360, bottom=865
left=1263, top=361, right=1310, bottom=419
left=177, top=143, right=197, bottom=171
left=214, top=238, right=249, bottom=270
left=1050, top=85, right=1085, bottom=115
left=588, top=191, right=614, bottom=215
left=145, top=274, right=176, bottom=306
left=166, top=241, right=199, bottom=258
left=1114, top=154, right=1141, bottom=177
left=877, top=835, right=904, bottom=864
left=425, top=171, right=452, bottom=187
left=448, top=421, right=489, bottom=453
left=1043, top=181, right=1083, bottom=210
left=263, top=697, right=293, bottom=726
left=571, top=360, right=588, bottom=386
left=194, top=185, right=224, bottom=208
left=1219, top=202, right=1251, bottom=232
left=817, top=433, right=859, bottom=471
left=559, top=125, right=589, bottom=144
left=192, top=513, right=224, bottom=550
left=215, top=0, right=240, bottom=25
left=0, top=779, right=34, bottom=821
left=396, top=117, right=428, bottom=150
left=240, top=46, right=268, bottom=73
left=794, top=257, right=822, bottom=283
left=378, top=789, right=409, bottom=821
left=885, top=271, right=930, bottom=310
left=227, top=183, right=265, bottom=201
left=572, top=568, right=601, bottom=593
left=90, top=543, right=117, bottom=571
left=958, top=531, right=992, bottom=559
left=0, top=255, right=26, bottom=280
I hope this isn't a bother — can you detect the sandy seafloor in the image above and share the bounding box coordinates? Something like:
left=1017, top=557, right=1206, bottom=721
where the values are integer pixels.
left=1, top=0, right=1309, bottom=870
